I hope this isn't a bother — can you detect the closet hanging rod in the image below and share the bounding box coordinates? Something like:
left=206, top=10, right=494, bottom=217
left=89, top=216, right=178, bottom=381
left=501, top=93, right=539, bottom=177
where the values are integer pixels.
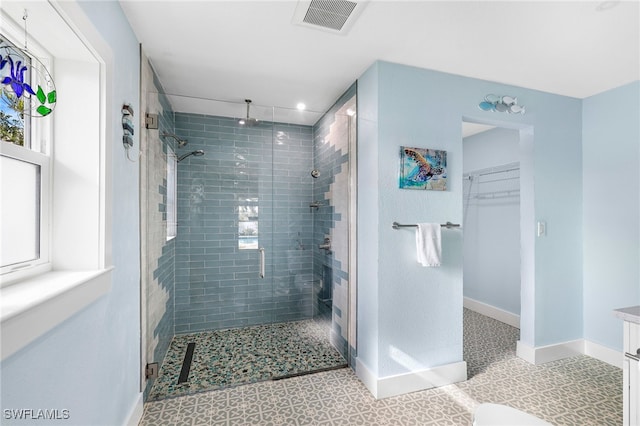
left=472, top=176, right=519, bottom=184
left=392, top=221, right=460, bottom=229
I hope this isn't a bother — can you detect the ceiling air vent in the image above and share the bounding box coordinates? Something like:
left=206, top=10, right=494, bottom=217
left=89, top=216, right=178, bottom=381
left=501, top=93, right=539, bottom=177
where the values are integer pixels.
left=292, top=0, right=368, bottom=34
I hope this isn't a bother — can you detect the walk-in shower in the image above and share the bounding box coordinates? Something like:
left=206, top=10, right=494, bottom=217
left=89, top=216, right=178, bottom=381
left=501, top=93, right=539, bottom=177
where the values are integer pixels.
left=140, top=79, right=357, bottom=400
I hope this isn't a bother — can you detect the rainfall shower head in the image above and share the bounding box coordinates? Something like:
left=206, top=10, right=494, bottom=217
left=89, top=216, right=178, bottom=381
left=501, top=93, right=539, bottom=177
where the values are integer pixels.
left=177, top=150, right=205, bottom=162
left=238, top=99, right=259, bottom=126
left=161, top=131, right=188, bottom=147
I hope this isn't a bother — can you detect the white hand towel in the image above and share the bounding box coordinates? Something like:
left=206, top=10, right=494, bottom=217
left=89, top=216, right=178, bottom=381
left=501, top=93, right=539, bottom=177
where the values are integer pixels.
left=416, top=223, right=441, bottom=267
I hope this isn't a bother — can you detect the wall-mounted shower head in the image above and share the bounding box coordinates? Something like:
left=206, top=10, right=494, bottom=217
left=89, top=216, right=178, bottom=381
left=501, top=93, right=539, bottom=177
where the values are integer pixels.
left=177, top=150, right=205, bottom=162
left=161, top=131, right=188, bottom=147
left=238, top=99, right=259, bottom=126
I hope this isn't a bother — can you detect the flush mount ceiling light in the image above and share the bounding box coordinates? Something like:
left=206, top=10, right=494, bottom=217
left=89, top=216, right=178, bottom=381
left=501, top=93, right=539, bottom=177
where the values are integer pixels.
left=296, top=102, right=306, bottom=111
left=478, top=94, right=525, bottom=114
left=292, top=0, right=369, bottom=34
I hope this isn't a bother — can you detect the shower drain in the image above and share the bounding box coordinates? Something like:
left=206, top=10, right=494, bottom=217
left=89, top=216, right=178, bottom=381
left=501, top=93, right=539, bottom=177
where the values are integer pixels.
left=177, top=342, right=196, bottom=384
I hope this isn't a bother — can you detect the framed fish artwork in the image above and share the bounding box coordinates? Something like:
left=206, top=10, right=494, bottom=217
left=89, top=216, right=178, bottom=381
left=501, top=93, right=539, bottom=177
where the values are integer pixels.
left=399, top=146, right=447, bottom=190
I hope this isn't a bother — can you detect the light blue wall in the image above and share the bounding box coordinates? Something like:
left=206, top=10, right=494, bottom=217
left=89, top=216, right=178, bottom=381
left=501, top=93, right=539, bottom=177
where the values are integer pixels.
left=357, top=61, right=583, bottom=379
left=0, top=2, right=141, bottom=425
left=356, top=63, right=380, bottom=375
left=583, top=81, right=640, bottom=352
left=531, top=96, right=583, bottom=346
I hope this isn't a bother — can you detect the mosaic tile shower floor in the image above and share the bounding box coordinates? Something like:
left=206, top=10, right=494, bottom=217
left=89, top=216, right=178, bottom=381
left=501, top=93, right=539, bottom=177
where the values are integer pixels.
left=141, top=309, right=622, bottom=425
left=148, top=319, right=346, bottom=401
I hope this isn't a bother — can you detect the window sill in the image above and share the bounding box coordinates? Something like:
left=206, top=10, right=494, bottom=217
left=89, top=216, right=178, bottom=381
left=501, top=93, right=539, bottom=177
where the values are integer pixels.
left=0, top=268, right=113, bottom=361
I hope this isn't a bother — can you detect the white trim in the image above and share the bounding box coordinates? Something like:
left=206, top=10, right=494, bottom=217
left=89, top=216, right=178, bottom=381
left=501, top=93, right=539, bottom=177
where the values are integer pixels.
left=584, top=339, right=623, bottom=368
left=124, top=393, right=144, bottom=426
left=0, top=146, right=51, bottom=282
left=517, top=339, right=584, bottom=365
left=52, top=0, right=114, bottom=269
left=355, top=358, right=378, bottom=397
left=356, top=358, right=467, bottom=399
left=464, top=297, right=520, bottom=328
left=517, top=338, right=623, bottom=368
left=0, top=268, right=112, bottom=360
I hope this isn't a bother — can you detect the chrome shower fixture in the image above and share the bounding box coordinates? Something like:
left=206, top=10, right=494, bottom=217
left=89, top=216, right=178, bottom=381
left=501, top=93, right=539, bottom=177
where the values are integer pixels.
left=238, top=99, right=259, bottom=126
left=161, top=131, right=188, bottom=147
left=177, top=150, right=205, bottom=162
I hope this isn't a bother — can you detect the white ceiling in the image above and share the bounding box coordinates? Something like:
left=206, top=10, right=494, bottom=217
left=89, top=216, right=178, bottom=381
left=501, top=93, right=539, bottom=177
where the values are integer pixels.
left=119, top=0, right=639, bottom=125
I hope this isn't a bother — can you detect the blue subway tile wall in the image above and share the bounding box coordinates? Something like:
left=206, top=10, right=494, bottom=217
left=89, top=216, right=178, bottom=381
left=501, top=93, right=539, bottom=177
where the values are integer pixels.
left=174, top=113, right=316, bottom=332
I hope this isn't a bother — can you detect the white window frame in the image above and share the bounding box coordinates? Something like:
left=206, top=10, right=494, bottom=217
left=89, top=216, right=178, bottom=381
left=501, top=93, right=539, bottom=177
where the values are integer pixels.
left=0, top=143, right=51, bottom=279
left=0, top=22, right=52, bottom=282
left=0, top=2, right=113, bottom=361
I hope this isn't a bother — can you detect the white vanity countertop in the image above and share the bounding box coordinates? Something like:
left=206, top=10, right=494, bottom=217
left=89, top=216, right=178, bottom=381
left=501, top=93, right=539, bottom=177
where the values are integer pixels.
left=613, top=306, right=640, bottom=324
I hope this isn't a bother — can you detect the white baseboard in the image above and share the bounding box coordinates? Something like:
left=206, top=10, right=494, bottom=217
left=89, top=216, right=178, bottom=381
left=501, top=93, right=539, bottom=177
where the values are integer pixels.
left=355, top=359, right=378, bottom=397
left=516, top=339, right=583, bottom=365
left=125, top=393, right=144, bottom=426
left=463, top=297, right=520, bottom=328
left=517, top=339, right=622, bottom=368
left=584, top=340, right=623, bottom=368
left=356, top=358, right=467, bottom=399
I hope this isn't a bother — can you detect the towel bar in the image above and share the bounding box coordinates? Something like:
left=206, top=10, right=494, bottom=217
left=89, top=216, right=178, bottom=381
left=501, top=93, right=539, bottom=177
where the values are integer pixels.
left=392, top=221, right=460, bottom=229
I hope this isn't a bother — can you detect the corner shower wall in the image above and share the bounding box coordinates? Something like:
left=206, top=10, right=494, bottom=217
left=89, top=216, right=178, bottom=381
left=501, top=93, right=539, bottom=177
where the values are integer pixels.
left=311, top=83, right=357, bottom=362
left=140, top=52, right=177, bottom=397
left=173, top=114, right=316, bottom=333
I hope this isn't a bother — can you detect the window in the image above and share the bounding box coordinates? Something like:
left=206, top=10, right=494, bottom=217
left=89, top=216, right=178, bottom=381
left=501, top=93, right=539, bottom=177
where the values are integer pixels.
left=238, top=200, right=259, bottom=250
left=0, top=34, right=50, bottom=279
left=167, top=147, right=177, bottom=240
left=0, top=37, right=29, bottom=147
left=0, top=1, right=114, bottom=360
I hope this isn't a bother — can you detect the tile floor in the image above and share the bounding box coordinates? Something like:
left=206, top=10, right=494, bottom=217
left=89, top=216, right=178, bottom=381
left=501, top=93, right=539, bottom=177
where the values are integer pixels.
left=140, top=309, right=622, bottom=425
left=148, top=319, right=346, bottom=401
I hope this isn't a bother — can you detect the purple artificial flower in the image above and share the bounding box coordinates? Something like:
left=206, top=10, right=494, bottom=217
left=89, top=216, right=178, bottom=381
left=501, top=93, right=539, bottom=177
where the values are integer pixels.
left=1, top=56, right=35, bottom=99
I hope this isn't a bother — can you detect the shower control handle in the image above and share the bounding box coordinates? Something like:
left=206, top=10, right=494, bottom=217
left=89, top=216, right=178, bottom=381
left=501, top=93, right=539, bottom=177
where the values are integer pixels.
left=259, top=247, right=265, bottom=278
left=318, top=237, right=331, bottom=251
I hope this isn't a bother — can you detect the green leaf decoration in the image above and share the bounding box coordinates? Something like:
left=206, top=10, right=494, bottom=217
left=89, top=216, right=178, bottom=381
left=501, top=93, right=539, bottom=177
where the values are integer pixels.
left=36, top=105, right=52, bottom=116
left=47, top=90, right=56, bottom=104
left=36, top=86, right=46, bottom=104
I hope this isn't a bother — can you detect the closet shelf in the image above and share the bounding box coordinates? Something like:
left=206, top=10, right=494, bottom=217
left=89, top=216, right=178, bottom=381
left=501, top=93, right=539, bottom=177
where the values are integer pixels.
left=463, top=162, right=520, bottom=179
left=469, top=189, right=520, bottom=200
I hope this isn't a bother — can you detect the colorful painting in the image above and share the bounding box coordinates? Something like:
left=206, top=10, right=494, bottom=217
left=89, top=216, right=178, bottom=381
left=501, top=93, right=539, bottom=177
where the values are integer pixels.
left=399, top=146, right=447, bottom=190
